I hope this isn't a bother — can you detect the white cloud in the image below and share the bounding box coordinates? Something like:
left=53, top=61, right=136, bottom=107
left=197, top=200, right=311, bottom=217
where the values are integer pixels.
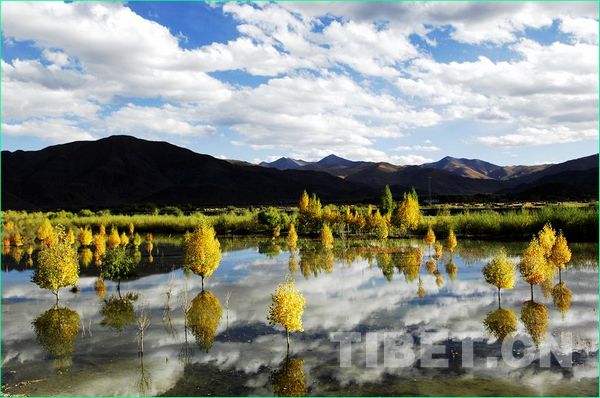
left=394, top=145, right=440, bottom=152
left=560, top=16, right=599, bottom=45
left=2, top=118, right=95, bottom=143
left=476, top=126, right=599, bottom=148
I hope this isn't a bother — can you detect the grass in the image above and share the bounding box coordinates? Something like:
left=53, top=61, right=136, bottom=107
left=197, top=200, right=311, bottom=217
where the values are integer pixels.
left=2, top=203, right=597, bottom=242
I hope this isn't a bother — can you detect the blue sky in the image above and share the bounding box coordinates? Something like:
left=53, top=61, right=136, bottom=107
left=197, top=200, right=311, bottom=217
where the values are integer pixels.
left=2, top=1, right=598, bottom=165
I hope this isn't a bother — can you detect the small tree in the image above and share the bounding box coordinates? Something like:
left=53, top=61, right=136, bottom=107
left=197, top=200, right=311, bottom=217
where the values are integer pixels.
left=128, top=223, right=135, bottom=236
left=537, top=223, right=556, bottom=258
left=78, top=227, right=93, bottom=246
left=298, top=190, right=309, bottom=212
left=101, top=246, right=137, bottom=292
left=268, top=279, right=305, bottom=351
left=187, top=290, right=223, bottom=352
left=107, top=227, right=121, bottom=248
left=183, top=225, right=222, bottom=289
left=286, top=224, right=298, bottom=252
left=33, top=226, right=79, bottom=302
left=393, top=188, right=420, bottom=234
left=483, top=308, right=517, bottom=342
left=320, top=223, right=334, bottom=250
left=37, top=219, right=53, bottom=243
left=379, top=185, right=395, bottom=216
left=482, top=250, right=516, bottom=302
left=520, top=300, right=548, bottom=348
left=119, top=232, right=130, bottom=246
left=519, top=237, right=547, bottom=301
left=372, top=210, right=389, bottom=240
left=446, top=228, right=457, bottom=252
left=551, top=282, right=573, bottom=315
left=549, top=232, right=571, bottom=283
left=434, top=242, right=443, bottom=260
left=424, top=226, right=436, bottom=255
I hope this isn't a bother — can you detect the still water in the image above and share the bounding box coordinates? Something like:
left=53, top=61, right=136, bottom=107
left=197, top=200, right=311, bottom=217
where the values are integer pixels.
left=2, top=237, right=598, bottom=396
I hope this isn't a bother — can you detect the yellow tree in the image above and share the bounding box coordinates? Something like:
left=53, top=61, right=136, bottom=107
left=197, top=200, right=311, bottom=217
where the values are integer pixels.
left=424, top=226, right=436, bottom=256
left=268, top=279, right=305, bottom=351
left=551, top=282, right=573, bottom=315
left=37, top=219, right=53, bottom=242
left=78, top=226, right=93, bottom=246
left=446, top=228, right=457, bottom=252
left=187, top=290, right=223, bottom=352
left=520, top=300, right=548, bottom=348
left=79, top=248, right=93, bottom=268
left=298, top=190, right=309, bottom=212
left=445, top=258, right=458, bottom=281
left=320, top=223, right=334, bottom=250
left=66, top=228, right=76, bottom=245
left=33, top=226, right=79, bottom=302
left=434, top=242, right=443, bottom=260
left=33, top=305, right=80, bottom=370
left=482, top=250, right=516, bottom=303
left=372, top=210, right=389, bottom=240
left=286, top=224, right=298, bottom=252
left=393, top=188, right=421, bottom=234
left=120, top=232, right=130, bottom=246
left=107, top=227, right=121, bottom=248
left=519, top=237, right=547, bottom=301
left=128, top=223, right=135, bottom=236
left=549, top=232, right=571, bottom=283
left=537, top=223, right=556, bottom=258
left=183, top=225, right=222, bottom=289
left=272, top=357, right=307, bottom=397
left=483, top=308, right=517, bottom=342
left=99, top=224, right=106, bottom=237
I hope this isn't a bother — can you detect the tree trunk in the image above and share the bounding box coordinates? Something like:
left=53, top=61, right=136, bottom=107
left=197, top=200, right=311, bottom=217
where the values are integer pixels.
left=497, top=288, right=501, bottom=308
left=55, top=290, right=59, bottom=304
left=530, top=283, right=534, bottom=301
left=559, top=268, right=562, bottom=284
left=201, top=276, right=204, bottom=291
left=286, top=328, right=290, bottom=353
left=117, top=280, right=122, bottom=298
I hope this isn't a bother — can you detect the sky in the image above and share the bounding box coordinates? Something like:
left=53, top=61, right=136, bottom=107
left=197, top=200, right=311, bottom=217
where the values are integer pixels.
left=1, top=1, right=598, bottom=166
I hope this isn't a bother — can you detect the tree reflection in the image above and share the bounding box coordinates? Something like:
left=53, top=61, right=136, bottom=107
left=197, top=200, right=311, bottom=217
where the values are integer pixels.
left=271, top=356, right=307, bottom=397
left=100, top=293, right=138, bottom=332
left=259, top=241, right=282, bottom=258
left=187, top=290, right=222, bottom=352
left=79, top=248, right=93, bottom=268
left=483, top=308, right=517, bottom=342
left=520, top=300, right=548, bottom=347
left=32, top=304, right=80, bottom=371
left=299, top=248, right=335, bottom=279
left=445, top=257, right=458, bottom=281
left=376, top=252, right=394, bottom=281
left=551, top=282, right=573, bottom=315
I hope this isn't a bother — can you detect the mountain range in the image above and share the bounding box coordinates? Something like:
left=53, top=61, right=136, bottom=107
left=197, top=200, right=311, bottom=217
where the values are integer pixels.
left=2, top=135, right=597, bottom=210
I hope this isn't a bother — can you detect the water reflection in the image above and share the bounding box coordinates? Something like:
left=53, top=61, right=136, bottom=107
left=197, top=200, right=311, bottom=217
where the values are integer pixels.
left=32, top=305, right=80, bottom=371
left=100, top=293, right=138, bottom=332
left=551, top=282, right=573, bottom=315
left=271, top=356, right=307, bottom=397
left=520, top=300, right=549, bottom=347
left=187, top=290, right=222, bottom=352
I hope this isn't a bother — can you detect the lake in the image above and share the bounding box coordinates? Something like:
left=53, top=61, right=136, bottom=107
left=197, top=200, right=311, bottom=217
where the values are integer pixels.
left=2, top=237, right=598, bottom=396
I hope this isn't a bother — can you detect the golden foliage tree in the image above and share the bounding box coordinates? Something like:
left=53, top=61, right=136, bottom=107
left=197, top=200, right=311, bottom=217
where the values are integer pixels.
left=320, top=223, right=334, bottom=250
left=426, top=258, right=437, bottom=274
left=372, top=210, right=389, bottom=240
left=550, top=232, right=571, bottom=283
left=268, top=279, right=305, bottom=350
left=393, top=188, right=420, bottom=234
left=183, top=225, right=222, bottom=289
left=95, top=278, right=106, bottom=300
left=482, top=250, right=516, bottom=302
left=537, top=223, right=556, bottom=258
left=272, top=357, right=307, bottom=397
left=187, top=290, right=223, bottom=352
left=519, top=237, right=547, bottom=301
left=424, top=226, right=436, bottom=247
left=120, top=232, right=130, bottom=246
left=66, top=228, right=76, bottom=245
left=551, top=282, right=573, bottom=315
left=99, top=224, right=106, bottom=237
left=286, top=224, right=298, bottom=252
left=483, top=308, right=517, bottom=342
left=446, top=228, right=457, bottom=252
left=79, top=248, right=93, bottom=268
left=107, top=227, right=121, bottom=248
left=33, top=226, right=79, bottom=302
left=520, top=300, right=548, bottom=348
left=434, top=242, right=443, bottom=260
left=32, top=305, right=80, bottom=370
left=37, top=219, right=54, bottom=243
left=11, top=232, right=24, bottom=247
left=128, top=223, right=135, bottom=236
left=78, top=226, right=93, bottom=246
left=298, top=190, right=309, bottom=212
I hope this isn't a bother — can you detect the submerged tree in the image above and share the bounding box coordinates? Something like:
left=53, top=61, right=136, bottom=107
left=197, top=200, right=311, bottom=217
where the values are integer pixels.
left=33, top=226, right=79, bottom=302
left=482, top=250, right=516, bottom=302
left=446, top=228, right=457, bottom=253
left=320, top=223, right=334, bottom=250
left=549, top=232, right=571, bottom=283
left=268, top=279, right=305, bottom=351
left=271, top=357, right=307, bottom=397
left=551, top=282, right=573, bottom=315
left=520, top=300, right=548, bottom=348
left=518, top=237, right=547, bottom=301
left=32, top=305, right=80, bottom=370
left=101, top=246, right=137, bottom=292
left=183, top=225, right=222, bottom=289
left=286, top=224, right=298, bottom=252
left=187, top=290, right=223, bottom=352
left=483, top=308, right=517, bottom=342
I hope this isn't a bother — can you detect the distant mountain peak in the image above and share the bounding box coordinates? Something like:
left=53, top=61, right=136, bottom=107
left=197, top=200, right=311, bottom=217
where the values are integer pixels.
left=317, top=154, right=355, bottom=167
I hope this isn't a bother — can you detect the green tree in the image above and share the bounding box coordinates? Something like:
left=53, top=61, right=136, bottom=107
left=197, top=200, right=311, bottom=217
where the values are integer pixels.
left=183, top=225, right=222, bottom=289
left=101, top=246, right=137, bottom=292
left=33, top=226, right=79, bottom=302
left=482, top=250, right=516, bottom=302
left=100, top=294, right=137, bottom=332
left=379, top=185, right=395, bottom=216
